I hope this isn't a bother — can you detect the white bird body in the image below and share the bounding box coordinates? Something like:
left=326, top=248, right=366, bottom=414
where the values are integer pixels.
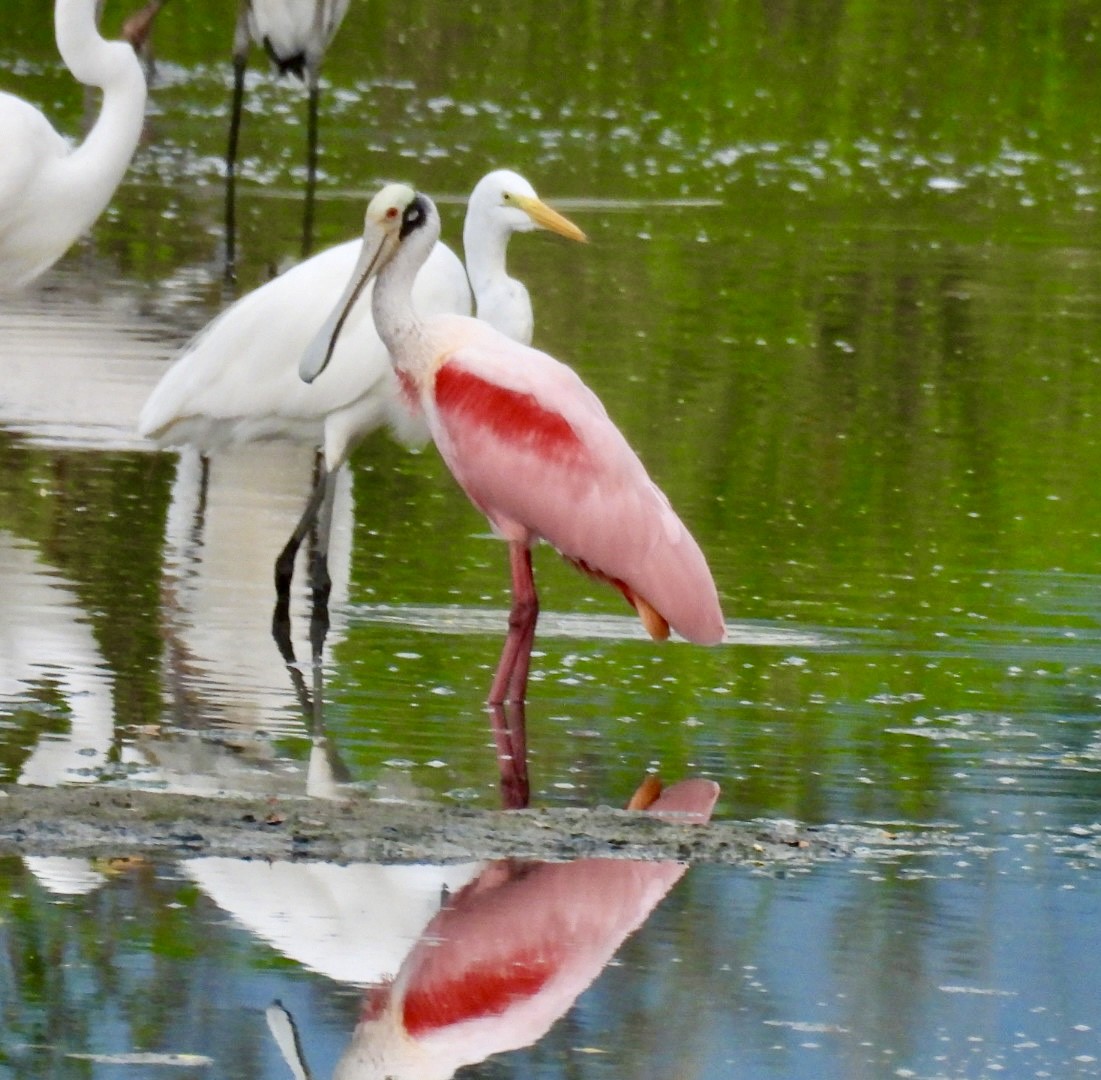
left=0, top=0, right=147, bottom=289
left=139, top=239, right=468, bottom=470
left=462, top=169, right=566, bottom=345
left=239, top=0, right=351, bottom=76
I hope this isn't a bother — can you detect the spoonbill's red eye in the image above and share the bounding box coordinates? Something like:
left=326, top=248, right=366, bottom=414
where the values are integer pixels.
left=386, top=206, right=399, bottom=219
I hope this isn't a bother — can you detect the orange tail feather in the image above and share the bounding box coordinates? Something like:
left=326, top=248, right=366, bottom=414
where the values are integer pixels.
left=565, top=556, right=670, bottom=640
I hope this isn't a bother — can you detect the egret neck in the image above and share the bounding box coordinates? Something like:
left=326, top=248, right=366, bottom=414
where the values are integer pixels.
left=55, top=0, right=147, bottom=224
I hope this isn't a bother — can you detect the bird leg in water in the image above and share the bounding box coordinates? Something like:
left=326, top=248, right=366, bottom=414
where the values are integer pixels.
left=272, top=462, right=338, bottom=663
left=224, top=0, right=250, bottom=282
left=223, top=52, right=246, bottom=281
left=488, top=701, right=530, bottom=809
left=301, top=75, right=320, bottom=258
left=306, top=467, right=336, bottom=665
left=487, top=542, right=539, bottom=705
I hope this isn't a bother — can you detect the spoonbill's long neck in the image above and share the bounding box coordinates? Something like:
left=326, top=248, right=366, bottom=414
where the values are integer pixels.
left=54, top=0, right=147, bottom=212
left=372, top=226, right=437, bottom=370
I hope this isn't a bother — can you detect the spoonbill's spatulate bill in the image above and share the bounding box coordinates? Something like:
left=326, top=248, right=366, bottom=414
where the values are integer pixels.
left=0, top=0, right=147, bottom=290
left=302, top=184, right=724, bottom=705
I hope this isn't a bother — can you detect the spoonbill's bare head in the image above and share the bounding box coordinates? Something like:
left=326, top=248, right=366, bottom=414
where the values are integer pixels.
left=299, top=184, right=438, bottom=384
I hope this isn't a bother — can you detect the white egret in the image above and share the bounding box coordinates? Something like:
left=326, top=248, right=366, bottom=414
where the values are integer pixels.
left=0, top=0, right=147, bottom=290
left=138, top=170, right=586, bottom=651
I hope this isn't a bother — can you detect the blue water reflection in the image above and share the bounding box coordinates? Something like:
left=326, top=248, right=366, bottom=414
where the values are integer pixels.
left=4, top=832, right=1099, bottom=1078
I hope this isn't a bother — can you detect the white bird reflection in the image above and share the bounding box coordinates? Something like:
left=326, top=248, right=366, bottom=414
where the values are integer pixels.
left=0, top=528, right=145, bottom=898
left=0, top=274, right=174, bottom=450
left=0, top=268, right=349, bottom=794
left=140, top=439, right=355, bottom=794
left=0, top=529, right=116, bottom=788
left=153, top=438, right=352, bottom=739
left=19, top=777, right=718, bottom=1077
left=276, top=778, right=718, bottom=1079
left=184, top=859, right=483, bottom=987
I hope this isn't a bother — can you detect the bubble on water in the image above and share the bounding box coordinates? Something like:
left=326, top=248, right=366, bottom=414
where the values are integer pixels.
left=939, top=985, right=1016, bottom=997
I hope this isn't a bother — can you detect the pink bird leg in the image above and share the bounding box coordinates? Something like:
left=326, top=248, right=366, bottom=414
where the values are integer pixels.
left=488, top=699, right=529, bottom=810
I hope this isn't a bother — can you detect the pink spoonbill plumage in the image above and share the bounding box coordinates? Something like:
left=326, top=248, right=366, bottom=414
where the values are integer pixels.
left=301, top=184, right=725, bottom=705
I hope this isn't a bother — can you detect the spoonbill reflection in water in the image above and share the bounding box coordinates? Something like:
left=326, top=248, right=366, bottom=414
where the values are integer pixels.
left=267, top=777, right=719, bottom=1079
left=0, top=0, right=147, bottom=290
left=301, top=185, right=724, bottom=705
left=138, top=171, right=585, bottom=661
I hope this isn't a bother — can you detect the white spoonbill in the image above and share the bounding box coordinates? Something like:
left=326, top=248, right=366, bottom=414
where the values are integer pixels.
left=138, top=170, right=587, bottom=632
left=0, top=0, right=147, bottom=290
left=301, top=185, right=724, bottom=705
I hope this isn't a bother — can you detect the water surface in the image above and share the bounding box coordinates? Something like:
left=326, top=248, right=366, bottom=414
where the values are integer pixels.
left=1, top=1, right=1100, bottom=1076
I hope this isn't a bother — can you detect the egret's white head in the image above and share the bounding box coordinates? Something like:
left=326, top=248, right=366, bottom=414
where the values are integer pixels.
left=466, top=169, right=587, bottom=243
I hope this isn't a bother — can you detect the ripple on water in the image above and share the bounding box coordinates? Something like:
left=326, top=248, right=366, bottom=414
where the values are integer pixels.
left=0, top=274, right=179, bottom=451
left=347, top=602, right=840, bottom=648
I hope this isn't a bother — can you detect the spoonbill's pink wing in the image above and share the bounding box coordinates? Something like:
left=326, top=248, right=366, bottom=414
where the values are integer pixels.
left=425, top=330, right=724, bottom=645
left=383, top=778, right=719, bottom=1061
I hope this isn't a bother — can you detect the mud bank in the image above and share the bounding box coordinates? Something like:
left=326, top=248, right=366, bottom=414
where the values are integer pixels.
left=0, top=784, right=903, bottom=867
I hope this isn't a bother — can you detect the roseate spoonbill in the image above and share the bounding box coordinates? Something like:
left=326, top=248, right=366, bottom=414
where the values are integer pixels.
left=225, top=0, right=352, bottom=264
left=0, top=0, right=147, bottom=290
left=138, top=171, right=586, bottom=656
left=301, top=184, right=724, bottom=704
left=268, top=777, right=719, bottom=1079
